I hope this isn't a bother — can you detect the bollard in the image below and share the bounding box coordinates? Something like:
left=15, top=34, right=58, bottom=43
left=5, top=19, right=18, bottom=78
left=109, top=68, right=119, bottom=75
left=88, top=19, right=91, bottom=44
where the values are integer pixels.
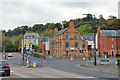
left=26, top=59, right=29, bottom=68
left=71, top=57, right=73, bottom=61
left=33, top=61, right=37, bottom=68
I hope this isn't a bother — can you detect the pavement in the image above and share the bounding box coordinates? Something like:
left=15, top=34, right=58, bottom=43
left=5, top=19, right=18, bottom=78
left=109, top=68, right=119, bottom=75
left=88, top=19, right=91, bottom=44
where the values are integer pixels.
left=76, top=64, right=118, bottom=74
left=75, top=58, right=118, bottom=74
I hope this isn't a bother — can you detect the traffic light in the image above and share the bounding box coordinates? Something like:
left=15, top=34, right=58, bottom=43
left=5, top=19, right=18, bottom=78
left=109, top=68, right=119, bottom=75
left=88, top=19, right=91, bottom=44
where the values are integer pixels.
left=32, top=45, right=34, bottom=51
left=3, top=50, right=5, bottom=54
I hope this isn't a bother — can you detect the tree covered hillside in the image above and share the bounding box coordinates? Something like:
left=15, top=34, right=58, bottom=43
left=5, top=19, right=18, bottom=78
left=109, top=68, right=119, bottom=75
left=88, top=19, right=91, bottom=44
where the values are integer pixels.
left=1, top=14, right=120, bottom=52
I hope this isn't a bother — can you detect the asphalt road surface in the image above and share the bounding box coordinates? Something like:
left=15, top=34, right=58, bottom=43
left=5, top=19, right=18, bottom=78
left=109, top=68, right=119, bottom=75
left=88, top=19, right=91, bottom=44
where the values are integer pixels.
left=0, top=52, right=119, bottom=80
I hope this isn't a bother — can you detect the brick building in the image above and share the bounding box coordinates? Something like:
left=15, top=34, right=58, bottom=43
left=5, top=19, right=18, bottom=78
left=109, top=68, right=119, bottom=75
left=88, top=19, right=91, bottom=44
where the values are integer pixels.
left=81, top=36, right=95, bottom=57
left=96, top=27, right=120, bottom=57
left=50, top=20, right=82, bottom=58
left=39, top=37, right=50, bottom=54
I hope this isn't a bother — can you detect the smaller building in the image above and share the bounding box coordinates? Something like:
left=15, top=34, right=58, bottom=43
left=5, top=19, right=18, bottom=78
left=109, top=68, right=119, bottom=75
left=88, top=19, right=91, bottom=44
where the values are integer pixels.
left=39, top=37, right=50, bottom=55
left=81, top=36, right=95, bottom=57
left=22, top=33, right=40, bottom=53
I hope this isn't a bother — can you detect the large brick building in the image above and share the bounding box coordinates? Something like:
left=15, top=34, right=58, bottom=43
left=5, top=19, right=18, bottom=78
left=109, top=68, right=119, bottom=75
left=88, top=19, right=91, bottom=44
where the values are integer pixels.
left=50, top=20, right=82, bottom=58
left=96, top=27, right=120, bottom=57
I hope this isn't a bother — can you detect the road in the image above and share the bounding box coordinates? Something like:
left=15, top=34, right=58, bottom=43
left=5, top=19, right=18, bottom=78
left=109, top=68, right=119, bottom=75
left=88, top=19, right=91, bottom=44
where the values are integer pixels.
left=0, top=52, right=119, bottom=79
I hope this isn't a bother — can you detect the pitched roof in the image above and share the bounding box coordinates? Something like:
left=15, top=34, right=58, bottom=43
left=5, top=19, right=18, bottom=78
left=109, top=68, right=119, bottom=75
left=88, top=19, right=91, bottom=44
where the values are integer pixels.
left=23, top=33, right=40, bottom=39
left=53, top=27, right=69, bottom=36
left=39, top=37, right=49, bottom=41
left=81, top=36, right=94, bottom=41
left=100, top=30, right=120, bottom=37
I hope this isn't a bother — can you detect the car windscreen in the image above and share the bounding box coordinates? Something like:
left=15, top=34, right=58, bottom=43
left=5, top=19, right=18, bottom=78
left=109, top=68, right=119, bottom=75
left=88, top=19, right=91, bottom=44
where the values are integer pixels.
left=0, top=61, right=9, bottom=67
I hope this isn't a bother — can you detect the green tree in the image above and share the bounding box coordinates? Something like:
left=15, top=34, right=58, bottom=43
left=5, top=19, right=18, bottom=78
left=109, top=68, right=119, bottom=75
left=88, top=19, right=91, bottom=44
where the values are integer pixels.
left=2, top=35, right=14, bottom=52
left=48, top=23, right=55, bottom=30
left=106, top=19, right=120, bottom=30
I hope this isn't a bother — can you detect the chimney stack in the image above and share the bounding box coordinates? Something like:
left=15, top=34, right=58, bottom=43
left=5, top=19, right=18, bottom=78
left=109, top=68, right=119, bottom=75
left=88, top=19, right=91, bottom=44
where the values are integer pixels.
left=69, top=20, right=74, bottom=28
left=97, top=27, right=100, bottom=32
left=54, top=27, right=58, bottom=33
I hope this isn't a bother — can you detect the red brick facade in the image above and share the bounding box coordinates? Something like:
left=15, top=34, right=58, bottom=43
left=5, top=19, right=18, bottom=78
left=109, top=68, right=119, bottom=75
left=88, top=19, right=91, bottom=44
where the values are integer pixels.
left=50, top=20, right=82, bottom=58
left=97, top=27, right=120, bottom=57
left=39, top=41, right=46, bottom=54
left=80, top=40, right=89, bottom=57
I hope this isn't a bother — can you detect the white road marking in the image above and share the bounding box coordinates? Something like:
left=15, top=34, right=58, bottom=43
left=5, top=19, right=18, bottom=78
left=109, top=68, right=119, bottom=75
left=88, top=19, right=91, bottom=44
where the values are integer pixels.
left=14, top=72, right=27, bottom=78
left=43, top=61, right=47, bottom=62
left=11, top=71, right=14, bottom=72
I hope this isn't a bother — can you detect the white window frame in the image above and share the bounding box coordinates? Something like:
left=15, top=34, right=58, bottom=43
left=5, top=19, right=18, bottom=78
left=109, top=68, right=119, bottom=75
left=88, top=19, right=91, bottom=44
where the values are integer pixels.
left=112, top=44, right=114, bottom=48
left=75, top=35, right=78, bottom=39
left=112, top=38, right=113, bottom=41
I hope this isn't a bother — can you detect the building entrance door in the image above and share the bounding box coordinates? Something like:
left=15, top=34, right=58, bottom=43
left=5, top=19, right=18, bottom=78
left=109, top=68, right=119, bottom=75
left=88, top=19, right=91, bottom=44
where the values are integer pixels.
left=66, top=51, right=69, bottom=56
left=111, top=50, right=114, bottom=57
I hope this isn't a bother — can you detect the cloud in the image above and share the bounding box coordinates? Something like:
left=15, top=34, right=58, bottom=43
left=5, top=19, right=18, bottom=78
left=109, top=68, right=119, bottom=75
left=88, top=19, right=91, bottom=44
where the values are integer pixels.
left=0, top=0, right=119, bottom=31
left=55, top=2, right=107, bottom=9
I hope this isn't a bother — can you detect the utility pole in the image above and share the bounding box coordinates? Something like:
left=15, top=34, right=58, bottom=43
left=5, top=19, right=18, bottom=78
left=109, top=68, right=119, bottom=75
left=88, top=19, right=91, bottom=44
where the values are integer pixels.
left=82, top=14, right=97, bottom=66
left=116, top=30, right=118, bottom=55
left=44, top=37, right=46, bottom=59
left=93, top=14, right=97, bottom=66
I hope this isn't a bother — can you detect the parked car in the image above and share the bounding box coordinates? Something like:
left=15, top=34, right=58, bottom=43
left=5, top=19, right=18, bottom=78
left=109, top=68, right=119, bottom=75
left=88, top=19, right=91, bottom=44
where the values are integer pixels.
left=100, top=58, right=110, bottom=65
left=7, top=53, right=13, bottom=57
left=0, top=60, right=10, bottom=76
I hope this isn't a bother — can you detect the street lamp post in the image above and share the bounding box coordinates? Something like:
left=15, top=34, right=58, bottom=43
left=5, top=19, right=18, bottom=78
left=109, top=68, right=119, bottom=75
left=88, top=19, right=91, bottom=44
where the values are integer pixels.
left=4, top=37, right=6, bottom=59
left=44, top=37, right=46, bottom=59
left=82, top=14, right=97, bottom=66
left=116, top=30, right=118, bottom=55
left=23, top=44, right=26, bottom=66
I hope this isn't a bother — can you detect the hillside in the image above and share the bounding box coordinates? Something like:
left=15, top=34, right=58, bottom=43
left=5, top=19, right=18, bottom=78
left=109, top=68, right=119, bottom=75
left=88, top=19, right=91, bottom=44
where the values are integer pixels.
left=76, top=24, right=94, bottom=36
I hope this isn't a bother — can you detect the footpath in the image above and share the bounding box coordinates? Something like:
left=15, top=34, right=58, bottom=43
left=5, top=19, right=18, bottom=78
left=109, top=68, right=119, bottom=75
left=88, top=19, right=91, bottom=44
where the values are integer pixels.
left=75, top=58, right=118, bottom=74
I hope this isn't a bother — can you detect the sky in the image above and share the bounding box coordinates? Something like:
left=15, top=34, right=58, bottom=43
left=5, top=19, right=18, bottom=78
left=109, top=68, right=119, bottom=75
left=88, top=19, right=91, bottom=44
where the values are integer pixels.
left=0, top=0, right=119, bottom=31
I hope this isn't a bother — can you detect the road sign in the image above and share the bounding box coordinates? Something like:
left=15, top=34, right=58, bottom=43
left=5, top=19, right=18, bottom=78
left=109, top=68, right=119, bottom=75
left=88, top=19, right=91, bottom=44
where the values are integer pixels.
left=70, top=48, right=75, bottom=51
left=49, top=55, right=52, bottom=59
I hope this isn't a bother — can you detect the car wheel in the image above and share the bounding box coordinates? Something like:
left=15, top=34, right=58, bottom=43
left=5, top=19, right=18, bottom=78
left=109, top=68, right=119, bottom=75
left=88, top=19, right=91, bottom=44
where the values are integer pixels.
left=6, top=71, right=10, bottom=76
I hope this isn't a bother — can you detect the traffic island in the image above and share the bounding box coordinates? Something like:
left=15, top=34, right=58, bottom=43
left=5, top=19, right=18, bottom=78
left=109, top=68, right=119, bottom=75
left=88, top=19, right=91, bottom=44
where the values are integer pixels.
left=75, top=64, right=118, bottom=74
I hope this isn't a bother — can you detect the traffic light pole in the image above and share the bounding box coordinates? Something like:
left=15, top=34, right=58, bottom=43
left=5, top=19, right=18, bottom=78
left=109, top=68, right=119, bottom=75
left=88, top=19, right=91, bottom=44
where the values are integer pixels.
left=94, top=32, right=97, bottom=66
left=23, top=51, right=24, bottom=66
left=23, top=47, right=26, bottom=66
left=93, top=15, right=97, bottom=66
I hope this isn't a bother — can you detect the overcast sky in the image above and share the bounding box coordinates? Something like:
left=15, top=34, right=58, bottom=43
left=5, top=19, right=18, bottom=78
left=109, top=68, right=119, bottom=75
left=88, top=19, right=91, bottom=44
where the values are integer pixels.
left=0, top=0, right=119, bottom=31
